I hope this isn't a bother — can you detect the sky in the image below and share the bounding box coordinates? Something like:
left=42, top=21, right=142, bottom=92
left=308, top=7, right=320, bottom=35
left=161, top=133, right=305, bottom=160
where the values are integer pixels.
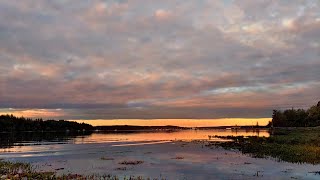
left=0, top=0, right=320, bottom=122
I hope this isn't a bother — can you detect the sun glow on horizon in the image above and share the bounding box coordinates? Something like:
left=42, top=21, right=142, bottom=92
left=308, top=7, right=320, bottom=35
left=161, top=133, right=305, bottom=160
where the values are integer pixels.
left=0, top=109, right=65, bottom=118
left=70, top=118, right=271, bottom=127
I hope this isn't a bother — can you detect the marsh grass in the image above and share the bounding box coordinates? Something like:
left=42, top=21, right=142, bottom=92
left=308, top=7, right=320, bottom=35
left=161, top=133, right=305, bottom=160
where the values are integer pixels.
left=212, top=128, right=320, bottom=164
left=0, top=160, right=55, bottom=179
left=0, top=160, right=163, bottom=179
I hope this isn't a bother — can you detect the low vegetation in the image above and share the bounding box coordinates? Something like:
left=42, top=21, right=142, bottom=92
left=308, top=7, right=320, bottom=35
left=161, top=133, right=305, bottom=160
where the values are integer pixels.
left=0, top=160, right=55, bottom=179
left=118, top=160, right=144, bottom=165
left=171, top=156, right=184, bottom=160
left=213, top=127, right=320, bottom=164
left=0, top=160, right=164, bottom=179
left=101, top=157, right=115, bottom=160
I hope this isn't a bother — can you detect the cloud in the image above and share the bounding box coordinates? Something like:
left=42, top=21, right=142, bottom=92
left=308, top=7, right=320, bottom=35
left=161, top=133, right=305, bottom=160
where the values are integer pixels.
left=0, top=0, right=319, bottom=119
left=154, top=9, right=172, bottom=20
left=282, top=18, right=297, bottom=30
left=0, top=108, right=65, bottom=119
left=94, top=2, right=108, bottom=14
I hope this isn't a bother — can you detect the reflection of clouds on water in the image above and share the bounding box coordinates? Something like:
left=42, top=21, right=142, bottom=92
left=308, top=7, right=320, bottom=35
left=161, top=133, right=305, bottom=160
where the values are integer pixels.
left=0, top=131, right=92, bottom=150
left=0, top=130, right=269, bottom=161
left=0, top=130, right=270, bottom=151
left=111, top=141, right=171, bottom=147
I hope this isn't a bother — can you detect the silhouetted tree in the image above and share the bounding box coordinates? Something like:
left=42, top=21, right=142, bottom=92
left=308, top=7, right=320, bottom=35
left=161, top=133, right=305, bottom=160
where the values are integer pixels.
left=271, top=101, right=320, bottom=127
left=0, top=115, right=94, bottom=132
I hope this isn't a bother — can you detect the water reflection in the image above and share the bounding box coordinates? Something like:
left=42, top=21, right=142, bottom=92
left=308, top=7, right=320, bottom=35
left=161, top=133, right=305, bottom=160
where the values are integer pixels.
left=0, top=131, right=92, bottom=149
left=81, top=129, right=269, bottom=144
left=0, top=129, right=269, bottom=151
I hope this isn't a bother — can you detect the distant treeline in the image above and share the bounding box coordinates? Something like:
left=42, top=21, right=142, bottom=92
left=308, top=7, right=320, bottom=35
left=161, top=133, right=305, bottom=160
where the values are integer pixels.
left=270, top=101, right=320, bottom=127
left=0, top=115, right=94, bottom=132
left=195, top=125, right=266, bottom=130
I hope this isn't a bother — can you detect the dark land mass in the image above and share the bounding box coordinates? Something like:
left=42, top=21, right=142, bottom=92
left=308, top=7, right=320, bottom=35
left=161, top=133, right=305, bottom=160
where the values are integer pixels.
left=0, top=115, right=94, bottom=132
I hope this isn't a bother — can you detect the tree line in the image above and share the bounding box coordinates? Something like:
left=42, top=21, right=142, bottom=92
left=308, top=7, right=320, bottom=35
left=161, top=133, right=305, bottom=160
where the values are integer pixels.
left=270, top=101, right=320, bottom=127
left=0, top=114, right=94, bottom=132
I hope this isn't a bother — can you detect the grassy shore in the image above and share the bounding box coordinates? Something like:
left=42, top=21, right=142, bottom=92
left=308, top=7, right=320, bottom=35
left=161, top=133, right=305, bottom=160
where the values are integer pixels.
left=211, top=127, right=320, bottom=164
left=0, top=160, right=56, bottom=180
left=0, top=160, right=164, bottom=180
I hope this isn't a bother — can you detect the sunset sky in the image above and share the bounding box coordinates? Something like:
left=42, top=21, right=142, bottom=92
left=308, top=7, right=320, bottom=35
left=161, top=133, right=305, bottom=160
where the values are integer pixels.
left=0, top=1, right=319, bottom=123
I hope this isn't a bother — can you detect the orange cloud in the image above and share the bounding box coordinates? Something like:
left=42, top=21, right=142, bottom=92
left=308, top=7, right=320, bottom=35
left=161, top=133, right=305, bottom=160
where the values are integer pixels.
left=154, top=9, right=172, bottom=20
left=0, top=109, right=65, bottom=119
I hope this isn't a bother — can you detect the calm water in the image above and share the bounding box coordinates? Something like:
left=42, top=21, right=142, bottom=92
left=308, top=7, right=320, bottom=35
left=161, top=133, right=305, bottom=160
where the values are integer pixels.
left=2, top=130, right=320, bottom=179
left=0, top=129, right=268, bottom=152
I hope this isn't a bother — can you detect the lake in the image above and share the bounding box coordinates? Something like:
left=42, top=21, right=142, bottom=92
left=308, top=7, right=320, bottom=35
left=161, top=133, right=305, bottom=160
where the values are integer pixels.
left=1, top=129, right=320, bottom=179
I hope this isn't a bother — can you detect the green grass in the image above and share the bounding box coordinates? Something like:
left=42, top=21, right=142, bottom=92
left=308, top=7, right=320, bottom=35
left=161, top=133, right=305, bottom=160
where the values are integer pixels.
left=212, top=127, right=320, bottom=164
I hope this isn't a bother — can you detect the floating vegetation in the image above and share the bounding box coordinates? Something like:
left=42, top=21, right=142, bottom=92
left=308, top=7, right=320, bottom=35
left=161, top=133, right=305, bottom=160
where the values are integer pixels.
left=101, top=157, right=115, bottom=160
left=54, top=168, right=64, bottom=171
left=115, top=167, right=127, bottom=171
left=171, top=156, right=184, bottom=160
left=118, top=160, right=144, bottom=165
left=254, top=171, right=263, bottom=177
left=309, top=171, right=320, bottom=175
